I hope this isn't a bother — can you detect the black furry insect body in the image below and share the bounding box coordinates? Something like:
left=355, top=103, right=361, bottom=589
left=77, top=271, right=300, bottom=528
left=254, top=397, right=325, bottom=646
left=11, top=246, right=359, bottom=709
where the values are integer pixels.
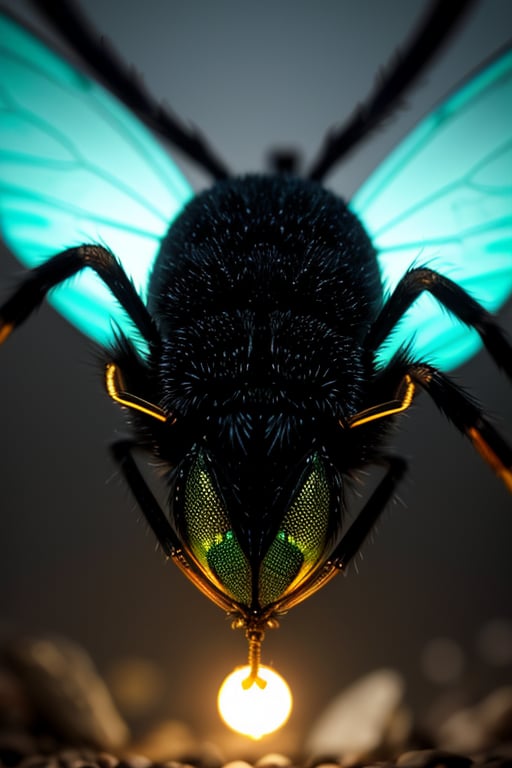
left=115, top=176, right=385, bottom=589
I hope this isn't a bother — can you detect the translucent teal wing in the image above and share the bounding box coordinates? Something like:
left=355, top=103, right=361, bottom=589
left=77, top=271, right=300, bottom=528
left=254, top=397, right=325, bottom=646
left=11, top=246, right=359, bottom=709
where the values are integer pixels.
left=0, top=12, right=193, bottom=349
left=351, top=47, right=512, bottom=371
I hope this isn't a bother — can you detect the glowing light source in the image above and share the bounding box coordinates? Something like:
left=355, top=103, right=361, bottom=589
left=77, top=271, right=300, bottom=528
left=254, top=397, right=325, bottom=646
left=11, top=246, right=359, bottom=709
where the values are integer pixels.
left=217, top=664, right=292, bottom=739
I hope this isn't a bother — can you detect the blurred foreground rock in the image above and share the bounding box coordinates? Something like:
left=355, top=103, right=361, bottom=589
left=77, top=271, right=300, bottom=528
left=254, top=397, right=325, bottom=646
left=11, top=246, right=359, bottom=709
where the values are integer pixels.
left=4, top=636, right=129, bottom=751
left=306, top=669, right=411, bottom=761
left=437, top=687, right=512, bottom=754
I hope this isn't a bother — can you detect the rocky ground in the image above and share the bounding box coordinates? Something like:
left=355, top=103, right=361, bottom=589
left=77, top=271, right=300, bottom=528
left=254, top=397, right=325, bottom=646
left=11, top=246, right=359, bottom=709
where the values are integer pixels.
left=0, top=637, right=510, bottom=768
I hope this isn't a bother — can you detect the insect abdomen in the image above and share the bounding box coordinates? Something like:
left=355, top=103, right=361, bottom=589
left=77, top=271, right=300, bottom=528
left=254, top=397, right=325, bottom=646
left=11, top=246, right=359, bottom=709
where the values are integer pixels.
left=149, top=175, right=382, bottom=419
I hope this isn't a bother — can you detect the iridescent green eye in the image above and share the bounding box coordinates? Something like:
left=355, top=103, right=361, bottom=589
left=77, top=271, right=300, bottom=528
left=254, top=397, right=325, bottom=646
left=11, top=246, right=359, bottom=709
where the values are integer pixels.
left=182, top=450, right=331, bottom=611
left=259, top=453, right=331, bottom=606
left=183, top=450, right=251, bottom=605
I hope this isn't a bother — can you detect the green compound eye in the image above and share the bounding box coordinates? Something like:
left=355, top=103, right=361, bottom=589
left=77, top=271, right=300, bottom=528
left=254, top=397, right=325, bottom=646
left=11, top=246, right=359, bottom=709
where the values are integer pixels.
left=259, top=453, right=331, bottom=607
left=258, top=531, right=304, bottom=607
left=205, top=530, right=252, bottom=606
left=183, top=451, right=252, bottom=605
left=183, top=450, right=331, bottom=610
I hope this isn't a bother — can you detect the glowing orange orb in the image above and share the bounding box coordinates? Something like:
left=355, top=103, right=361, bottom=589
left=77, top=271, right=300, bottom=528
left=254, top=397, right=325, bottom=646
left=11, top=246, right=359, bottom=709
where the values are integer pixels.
left=217, top=664, right=292, bottom=739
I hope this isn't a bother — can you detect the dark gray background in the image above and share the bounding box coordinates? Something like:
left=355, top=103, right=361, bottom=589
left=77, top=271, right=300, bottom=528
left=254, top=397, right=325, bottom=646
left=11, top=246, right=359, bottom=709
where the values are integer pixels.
left=0, top=0, right=511, bottom=752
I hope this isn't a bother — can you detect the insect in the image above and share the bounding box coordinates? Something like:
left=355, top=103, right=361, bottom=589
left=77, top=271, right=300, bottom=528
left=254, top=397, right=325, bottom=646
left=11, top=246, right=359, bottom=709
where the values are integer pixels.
left=0, top=0, right=511, bottom=691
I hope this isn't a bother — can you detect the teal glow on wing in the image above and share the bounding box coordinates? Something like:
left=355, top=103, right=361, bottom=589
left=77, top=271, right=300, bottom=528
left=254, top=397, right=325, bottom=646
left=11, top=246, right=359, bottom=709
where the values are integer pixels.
left=351, top=48, right=512, bottom=371
left=0, top=13, right=193, bottom=349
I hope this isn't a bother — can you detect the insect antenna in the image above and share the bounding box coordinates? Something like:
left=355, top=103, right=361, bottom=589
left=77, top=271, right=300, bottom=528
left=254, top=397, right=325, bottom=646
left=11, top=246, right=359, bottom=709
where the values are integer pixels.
left=27, top=0, right=231, bottom=181
left=308, top=0, right=477, bottom=182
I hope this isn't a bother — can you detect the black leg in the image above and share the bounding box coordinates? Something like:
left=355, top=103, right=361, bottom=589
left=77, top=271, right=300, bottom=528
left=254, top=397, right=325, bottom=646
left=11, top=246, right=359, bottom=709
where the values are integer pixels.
left=331, top=455, right=407, bottom=570
left=111, top=440, right=236, bottom=612
left=366, top=267, right=512, bottom=377
left=406, top=363, right=512, bottom=492
left=27, top=0, right=230, bottom=181
left=111, top=440, right=180, bottom=557
left=351, top=359, right=512, bottom=492
left=0, top=245, right=160, bottom=347
left=308, top=0, right=475, bottom=181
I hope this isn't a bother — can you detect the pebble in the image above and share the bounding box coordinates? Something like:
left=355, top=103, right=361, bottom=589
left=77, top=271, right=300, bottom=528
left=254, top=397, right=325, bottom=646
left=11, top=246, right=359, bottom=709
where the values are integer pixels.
left=96, top=755, right=120, bottom=768
left=480, top=688, right=512, bottom=742
left=306, top=669, right=407, bottom=760
left=308, top=763, right=342, bottom=768
left=221, top=762, right=253, bottom=768
left=396, top=749, right=473, bottom=768
left=118, top=755, right=153, bottom=768
left=438, top=688, right=512, bottom=754
left=254, top=755, right=291, bottom=768
left=5, top=637, right=129, bottom=751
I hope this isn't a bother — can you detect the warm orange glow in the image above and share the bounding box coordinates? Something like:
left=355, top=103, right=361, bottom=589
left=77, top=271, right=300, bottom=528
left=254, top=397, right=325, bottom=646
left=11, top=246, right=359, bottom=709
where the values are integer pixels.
left=0, top=321, right=14, bottom=344
left=217, top=664, right=292, bottom=739
left=469, top=426, right=512, bottom=492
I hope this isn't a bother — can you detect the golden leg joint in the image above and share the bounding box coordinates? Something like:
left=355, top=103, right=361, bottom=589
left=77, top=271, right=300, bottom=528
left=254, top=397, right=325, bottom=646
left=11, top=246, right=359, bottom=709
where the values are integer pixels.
left=105, top=362, right=169, bottom=423
left=345, top=373, right=418, bottom=429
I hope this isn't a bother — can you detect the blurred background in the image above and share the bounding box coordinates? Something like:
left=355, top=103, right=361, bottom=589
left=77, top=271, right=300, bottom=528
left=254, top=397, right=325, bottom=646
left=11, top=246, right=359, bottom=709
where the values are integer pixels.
left=0, top=0, right=511, bottom=754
